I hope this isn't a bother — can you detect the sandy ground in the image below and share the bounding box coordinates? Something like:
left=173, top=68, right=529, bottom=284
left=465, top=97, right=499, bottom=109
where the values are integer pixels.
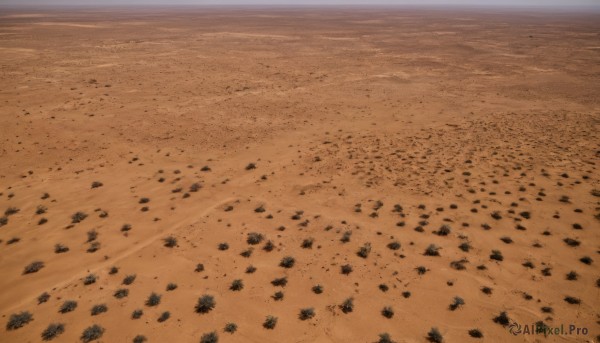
left=0, top=7, right=599, bottom=343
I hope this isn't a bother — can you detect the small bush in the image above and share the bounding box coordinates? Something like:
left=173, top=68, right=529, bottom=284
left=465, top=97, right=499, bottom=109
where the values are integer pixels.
left=55, top=244, right=69, bottom=253
left=83, top=274, right=97, bottom=285
left=449, top=296, right=465, bottom=311
left=245, top=265, right=256, bottom=273
left=564, top=296, right=581, bottom=304
left=490, top=250, right=503, bottom=261
left=493, top=311, right=510, bottom=326
left=123, top=274, right=136, bottom=285
left=481, top=286, right=493, bottom=295
left=114, top=288, right=129, bottom=299
left=6, top=311, right=33, bottom=330
left=158, top=311, right=170, bottom=322
left=163, top=236, right=177, bottom=248
left=195, top=295, right=216, bottom=313
left=121, top=224, right=132, bottom=232
left=81, top=324, right=104, bottom=342
left=133, top=335, right=147, bottom=343
left=279, top=256, right=295, bottom=268
left=200, top=332, right=218, bottom=343
left=224, top=322, right=237, bottom=333
left=435, top=225, right=451, bottom=236
left=272, top=291, right=284, bottom=301
left=416, top=266, right=427, bottom=275
left=71, top=211, right=88, bottom=224
left=240, top=248, right=253, bottom=258
left=341, top=264, right=353, bottom=275
left=86, top=230, right=98, bottom=242
left=91, top=181, right=103, bottom=189
left=387, top=241, right=401, bottom=250
left=299, top=308, right=315, bottom=320
left=357, top=243, right=371, bottom=258
left=91, top=304, right=107, bottom=316
left=59, top=300, right=77, bottom=313
left=131, top=309, right=143, bottom=319
left=247, top=232, right=264, bottom=245
left=468, top=329, right=483, bottom=338
left=245, top=163, right=256, bottom=170
left=378, top=333, right=396, bottom=343
left=218, top=243, right=229, bottom=251
left=381, top=306, right=394, bottom=318
left=38, top=292, right=50, bottom=304
left=563, top=238, right=580, bottom=247
left=263, top=316, right=277, bottom=329
left=5, top=207, right=19, bottom=216
left=580, top=256, right=593, bottom=265
left=427, top=327, right=443, bottom=343
left=41, top=323, right=65, bottom=340
left=566, top=271, right=578, bottom=280
left=263, top=240, right=275, bottom=252
left=424, top=244, right=440, bottom=256
left=145, top=292, right=161, bottom=306
left=459, top=242, right=471, bottom=252
left=340, top=231, right=351, bottom=243
left=301, top=238, right=314, bottom=249
left=23, top=261, right=44, bottom=274
left=166, top=283, right=177, bottom=291
left=190, top=182, right=202, bottom=192
left=312, top=285, right=323, bottom=294
left=195, top=263, right=205, bottom=272
left=36, top=205, right=48, bottom=215
left=271, top=277, right=287, bottom=287
left=230, top=279, right=244, bottom=291
left=340, top=297, right=354, bottom=313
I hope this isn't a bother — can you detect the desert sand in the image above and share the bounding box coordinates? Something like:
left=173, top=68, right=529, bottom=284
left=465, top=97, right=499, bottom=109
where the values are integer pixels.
left=0, top=6, right=599, bottom=343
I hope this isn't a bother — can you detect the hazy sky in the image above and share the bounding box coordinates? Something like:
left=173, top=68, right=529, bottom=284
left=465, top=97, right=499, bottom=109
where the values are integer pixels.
left=2, top=0, right=599, bottom=6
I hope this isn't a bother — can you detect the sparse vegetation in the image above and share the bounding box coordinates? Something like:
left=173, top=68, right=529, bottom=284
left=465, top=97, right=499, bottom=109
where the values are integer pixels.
left=91, top=304, right=108, bottom=316
left=357, top=243, right=371, bottom=258
left=493, top=311, right=510, bottom=326
left=163, top=236, right=177, bottom=248
left=340, top=297, right=354, bottom=313
left=158, top=311, right=170, bottom=322
left=123, top=274, right=136, bottom=285
left=230, top=279, right=244, bottom=291
left=23, top=261, right=44, bottom=274
left=145, top=292, right=161, bottom=306
left=449, top=296, right=465, bottom=311
left=299, top=307, right=315, bottom=320
left=6, top=311, right=33, bottom=330
left=114, top=288, right=129, bottom=299
left=263, top=316, right=277, bottom=329
left=41, top=323, right=65, bottom=341
left=424, top=244, right=440, bottom=256
left=83, top=274, right=97, bottom=285
left=341, top=264, right=353, bottom=275
left=38, top=292, right=50, bottom=304
left=279, top=256, right=295, bottom=268
left=224, top=322, right=237, bottom=333
left=71, top=211, right=88, bottom=224
left=427, top=327, right=443, bottom=343
left=131, top=309, right=143, bottom=319
left=59, top=300, right=77, bottom=313
left=247, top=232, right=264, bottom=245
left=381, top=306, right=394, bottom=318
left=80, top=324, right=104, bottom=342
left=195, top=295, right=216, bottom=313
left=468, top=329, right=483, bottom=338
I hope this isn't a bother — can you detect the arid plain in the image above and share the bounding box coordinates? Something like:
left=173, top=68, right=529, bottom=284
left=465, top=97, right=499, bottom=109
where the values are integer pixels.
left=0, top=7, right=599, bottom=343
